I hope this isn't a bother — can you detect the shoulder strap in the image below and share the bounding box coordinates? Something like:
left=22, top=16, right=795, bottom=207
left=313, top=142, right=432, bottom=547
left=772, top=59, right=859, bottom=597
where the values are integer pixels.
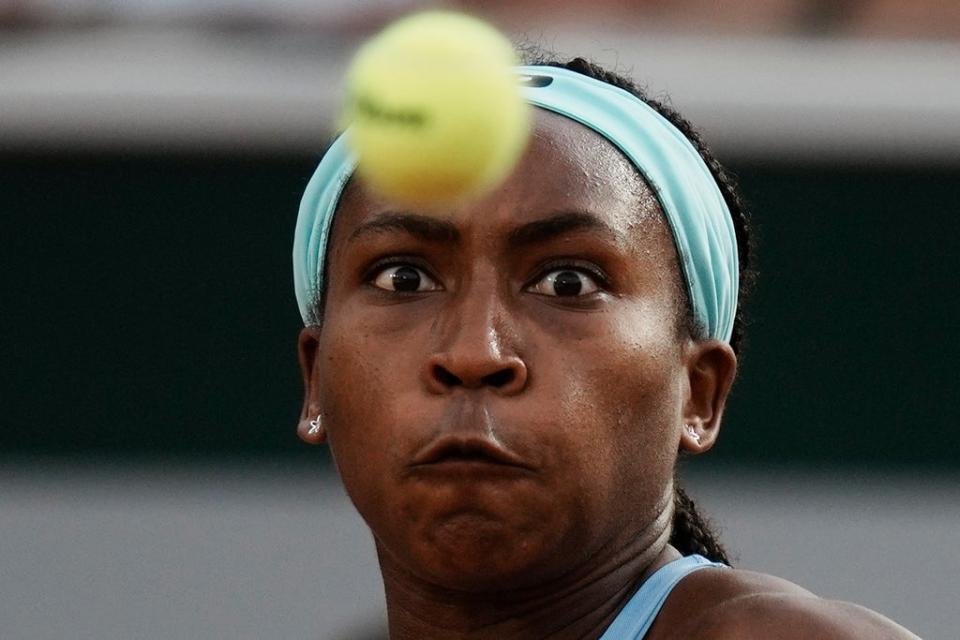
left=598, top=554, right=725, bottom=640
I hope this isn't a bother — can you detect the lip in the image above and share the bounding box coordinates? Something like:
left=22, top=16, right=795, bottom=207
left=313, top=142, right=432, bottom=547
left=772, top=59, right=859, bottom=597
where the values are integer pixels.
left=410, top=435, right=534, bottom=472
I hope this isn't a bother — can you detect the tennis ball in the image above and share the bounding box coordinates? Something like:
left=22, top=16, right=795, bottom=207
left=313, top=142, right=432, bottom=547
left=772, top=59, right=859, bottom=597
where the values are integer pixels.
left=342, top=11, right=531, bottom=209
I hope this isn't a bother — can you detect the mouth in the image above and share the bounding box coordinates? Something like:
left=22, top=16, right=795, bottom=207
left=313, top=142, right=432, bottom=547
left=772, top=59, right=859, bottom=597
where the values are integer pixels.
left=410, top=436, right=534, bottom=473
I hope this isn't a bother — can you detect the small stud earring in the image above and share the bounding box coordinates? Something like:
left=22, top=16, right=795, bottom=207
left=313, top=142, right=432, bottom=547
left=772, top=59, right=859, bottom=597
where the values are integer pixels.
left=308, top=414, right=322, bottom=436
left=686, top=425, right=701, bottom=444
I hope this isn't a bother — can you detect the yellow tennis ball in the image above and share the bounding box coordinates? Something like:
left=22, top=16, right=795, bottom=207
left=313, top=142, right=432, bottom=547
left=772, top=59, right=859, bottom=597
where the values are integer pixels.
left=342, top=11, right=531, bottom=209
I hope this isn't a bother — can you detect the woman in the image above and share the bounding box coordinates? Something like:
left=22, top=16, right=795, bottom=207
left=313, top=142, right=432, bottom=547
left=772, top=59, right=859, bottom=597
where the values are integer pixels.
left=292, top=57, right=919, bottom=639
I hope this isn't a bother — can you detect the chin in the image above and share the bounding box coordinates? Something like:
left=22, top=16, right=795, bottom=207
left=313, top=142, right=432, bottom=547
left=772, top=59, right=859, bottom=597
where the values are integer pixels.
left=417, top=553, right=551, bottom=594
left=398, top=512, right=567, bottom=592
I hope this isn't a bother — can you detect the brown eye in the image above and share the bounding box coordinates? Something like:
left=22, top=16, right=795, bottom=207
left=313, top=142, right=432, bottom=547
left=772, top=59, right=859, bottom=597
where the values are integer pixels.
left=528, top=269, right=600, bottom=297
left=371, top=265, right=441, bottom=293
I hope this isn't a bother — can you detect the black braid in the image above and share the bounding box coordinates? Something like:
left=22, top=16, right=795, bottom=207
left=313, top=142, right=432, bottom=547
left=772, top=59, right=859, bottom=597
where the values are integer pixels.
left=525, top=53, right=755, bottom=565
left=671, top=486, right=731, bottom=565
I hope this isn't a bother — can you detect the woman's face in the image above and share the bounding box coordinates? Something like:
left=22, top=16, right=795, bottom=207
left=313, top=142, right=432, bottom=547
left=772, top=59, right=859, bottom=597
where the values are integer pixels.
left=300, top=110, right=719, bottom=591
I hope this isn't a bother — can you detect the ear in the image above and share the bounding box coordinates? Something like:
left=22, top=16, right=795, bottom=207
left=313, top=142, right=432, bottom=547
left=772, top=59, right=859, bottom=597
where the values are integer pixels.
left=297, top=326, right=327, bottom=445
left=679, top=339, right=737, bottom=454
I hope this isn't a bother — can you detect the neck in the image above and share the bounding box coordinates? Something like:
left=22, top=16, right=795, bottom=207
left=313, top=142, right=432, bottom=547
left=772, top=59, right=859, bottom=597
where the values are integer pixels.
left=378, top=496, right=678, bottom=640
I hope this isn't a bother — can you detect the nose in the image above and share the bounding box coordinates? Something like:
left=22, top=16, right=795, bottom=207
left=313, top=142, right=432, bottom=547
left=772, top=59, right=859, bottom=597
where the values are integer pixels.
left=425, top=344, right=527, bottom=394
left=422, top=293, right=528, bottom=396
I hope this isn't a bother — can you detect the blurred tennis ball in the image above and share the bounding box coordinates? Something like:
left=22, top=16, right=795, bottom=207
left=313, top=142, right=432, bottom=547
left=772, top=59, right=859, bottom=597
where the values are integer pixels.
left=342, top=11, right=531, bottom=209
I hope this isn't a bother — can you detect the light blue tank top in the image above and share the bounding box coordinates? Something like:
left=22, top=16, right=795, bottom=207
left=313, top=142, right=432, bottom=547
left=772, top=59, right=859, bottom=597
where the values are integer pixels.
left=598, top=554, right=726, bottom=640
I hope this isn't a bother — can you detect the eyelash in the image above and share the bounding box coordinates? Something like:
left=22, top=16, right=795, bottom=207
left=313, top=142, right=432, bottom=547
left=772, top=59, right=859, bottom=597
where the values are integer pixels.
left=527, top=259, right=610, bottom=291
left=362, top=257, right=610, bottom=294
left=363, top=256, right=440, bottom=288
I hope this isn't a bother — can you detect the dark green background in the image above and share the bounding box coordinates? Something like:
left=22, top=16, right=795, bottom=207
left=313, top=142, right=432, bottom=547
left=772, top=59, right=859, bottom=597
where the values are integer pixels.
left=2, top=153, right=957, bottom=467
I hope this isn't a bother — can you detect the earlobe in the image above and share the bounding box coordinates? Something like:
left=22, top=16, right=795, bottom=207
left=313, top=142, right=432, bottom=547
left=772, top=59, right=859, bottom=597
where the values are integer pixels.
left=681, top=422, right=704, bottom=452
left=680, top=340, right=737, bottom=454
left=297, top=326, right=327, bottom=445
left=298, top=412, right=327, bottom=445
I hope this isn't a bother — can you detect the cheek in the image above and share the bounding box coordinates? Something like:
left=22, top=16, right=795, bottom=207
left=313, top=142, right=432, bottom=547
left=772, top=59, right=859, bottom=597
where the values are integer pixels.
left=314, top=316, right=421, bottom=514
left=541, top=310, right=684, bottom=519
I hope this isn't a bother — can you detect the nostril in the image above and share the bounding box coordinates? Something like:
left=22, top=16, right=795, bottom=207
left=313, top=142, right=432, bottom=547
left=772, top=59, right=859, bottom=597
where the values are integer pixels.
left=433, top=365, right=462, bottom=387
left=482, top=368, right=515, bottom=388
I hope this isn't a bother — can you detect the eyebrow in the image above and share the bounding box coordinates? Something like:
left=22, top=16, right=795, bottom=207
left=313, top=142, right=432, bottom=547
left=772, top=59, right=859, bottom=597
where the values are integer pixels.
left=506, top=210, right=621, bottom=250
left=348, top=212, right=460, bottom=245
left=347, top=209, right=619, bottom=250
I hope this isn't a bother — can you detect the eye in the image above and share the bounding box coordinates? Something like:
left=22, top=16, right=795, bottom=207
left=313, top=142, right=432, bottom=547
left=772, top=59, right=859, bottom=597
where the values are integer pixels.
left=527, top=268, right=600, bottom=297
left=370, top=264, right=441, bottom=293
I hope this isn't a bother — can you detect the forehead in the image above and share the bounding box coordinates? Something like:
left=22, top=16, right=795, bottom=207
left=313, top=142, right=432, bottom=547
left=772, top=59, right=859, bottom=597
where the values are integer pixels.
left=335, top=108, right=665, bottom=242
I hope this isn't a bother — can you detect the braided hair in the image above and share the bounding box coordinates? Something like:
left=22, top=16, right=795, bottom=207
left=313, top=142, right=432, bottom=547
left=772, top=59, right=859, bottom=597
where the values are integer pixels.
left=527, top=54, right=757, bottom=566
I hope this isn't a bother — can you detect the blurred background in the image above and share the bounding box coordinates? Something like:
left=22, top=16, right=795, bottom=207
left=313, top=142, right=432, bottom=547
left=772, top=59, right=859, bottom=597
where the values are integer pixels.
left=1, top=1, right=958, bottom=638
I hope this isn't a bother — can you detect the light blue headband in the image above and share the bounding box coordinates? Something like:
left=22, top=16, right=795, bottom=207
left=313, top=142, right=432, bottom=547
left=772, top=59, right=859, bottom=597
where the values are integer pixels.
left=293, top=64, right=739, bottom=342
